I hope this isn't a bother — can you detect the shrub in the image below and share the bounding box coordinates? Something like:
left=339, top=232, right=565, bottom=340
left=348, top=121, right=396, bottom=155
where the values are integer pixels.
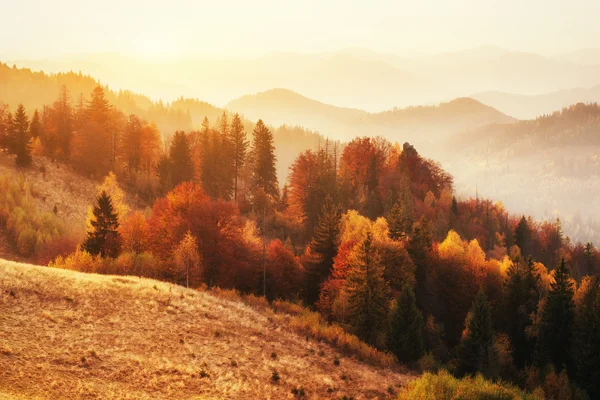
left=0, top=175, right=72, bottom=260
left=398, top=370, right=543, bottom=400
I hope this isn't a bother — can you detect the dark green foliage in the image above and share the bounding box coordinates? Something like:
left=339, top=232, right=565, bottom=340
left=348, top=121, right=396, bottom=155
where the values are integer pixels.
left=123, top=114, right=143, bottom=173
left=514, top=216, right=531, bottom=257
left=251, top=119, right=278, bottom=200
left=534, top=258, right=575, bottom=372
left=407, top=216, right=433, bottom=313
left=458, top=290, right=498, bottom=378
left=11, top=104, right=32, bottom=166
left=388, top=284, right=425, bottom=363
left=167, top=131, right=194, bottom=188
left=29, top=109, right=42, bottom=138
left=346, top=231, right=391, bottom=345
left=304, top=195, right=340, bottom=304
left=573, top=277, right=600, bottom=398
left=503, top=256, right=541, bottom=368
left=82, top=191, right=121, bottom=258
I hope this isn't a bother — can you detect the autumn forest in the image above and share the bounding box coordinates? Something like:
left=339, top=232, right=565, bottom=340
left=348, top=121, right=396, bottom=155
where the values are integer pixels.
left=2, top=3, right=600, bottom=398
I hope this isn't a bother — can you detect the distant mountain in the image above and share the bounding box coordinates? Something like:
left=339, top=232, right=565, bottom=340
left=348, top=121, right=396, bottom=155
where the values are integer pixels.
left=441, top=103, right=600, bottom=242
left=555, top=48, right=600, bottom=66
left=471, top=85, right=600, bottom=119
left=226, top=89, right=515, bottom=156
left=9, top=47, right=600, bottom=112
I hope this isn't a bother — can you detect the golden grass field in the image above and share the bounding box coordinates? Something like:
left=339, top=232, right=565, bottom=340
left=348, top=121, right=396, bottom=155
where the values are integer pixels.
left=0, top=259, right=413, bottom=399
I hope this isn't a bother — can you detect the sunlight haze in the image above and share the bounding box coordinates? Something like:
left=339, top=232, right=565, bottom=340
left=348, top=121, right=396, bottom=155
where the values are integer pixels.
left=3, top=0, right=600, bottom=58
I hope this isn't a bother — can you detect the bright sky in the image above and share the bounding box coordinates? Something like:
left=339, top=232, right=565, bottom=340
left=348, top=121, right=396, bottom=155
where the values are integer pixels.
left=3, top=0, right=599, bottom=59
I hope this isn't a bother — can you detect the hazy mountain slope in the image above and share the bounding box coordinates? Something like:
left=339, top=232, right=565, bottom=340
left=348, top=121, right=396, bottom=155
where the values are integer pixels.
left=9, top=47, right=600, bottom=111
left=555, top=48, right=600, bottom=66
left=471, top=85, right=600, bottom=119
left=441, top=103, right=600, bottom=243
left=227, top=89, right=515, bottom=152
left=0, top=260, right=411, bottom=399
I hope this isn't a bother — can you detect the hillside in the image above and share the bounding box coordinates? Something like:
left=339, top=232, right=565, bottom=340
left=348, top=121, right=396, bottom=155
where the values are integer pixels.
left=471, top=85, right=600, bottom=119
left=9, top=47, right=600, bottom=112
left=440, top=103, right=600, bottom=243
left=0, top=260, right=411, bottom=399
left=226, top=89, right=515, bottom=149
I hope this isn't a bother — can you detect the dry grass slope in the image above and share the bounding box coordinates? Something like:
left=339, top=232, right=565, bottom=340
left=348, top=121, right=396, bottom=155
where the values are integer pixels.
left=0, top=259, right=413, bottom=399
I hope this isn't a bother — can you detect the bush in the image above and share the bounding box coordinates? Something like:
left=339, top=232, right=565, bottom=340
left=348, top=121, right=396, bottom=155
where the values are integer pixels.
left=398, top=370, right=543, bottom=400
left=0, top=175, right=73, bottom=260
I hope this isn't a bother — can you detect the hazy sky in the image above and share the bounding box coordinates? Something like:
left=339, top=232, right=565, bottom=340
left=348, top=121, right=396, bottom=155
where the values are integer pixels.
left=3, top=0, right=599, bottom=59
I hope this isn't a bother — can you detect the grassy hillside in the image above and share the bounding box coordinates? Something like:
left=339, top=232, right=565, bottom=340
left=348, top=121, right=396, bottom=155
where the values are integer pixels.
left=0, top=259, right=412, bottom=399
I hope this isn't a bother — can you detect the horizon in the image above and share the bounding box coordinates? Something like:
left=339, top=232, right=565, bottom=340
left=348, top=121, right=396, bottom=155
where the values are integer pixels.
left=3, top=0, right=600, bottom=59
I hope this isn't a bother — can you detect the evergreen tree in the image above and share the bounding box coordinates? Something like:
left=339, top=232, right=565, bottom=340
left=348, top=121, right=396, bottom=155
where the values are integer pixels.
left=168, top=131, right=194, bottom=187
left=407, top=216, right=433, bottom=313
left=215, top=111, right=234, bottom=199
left=55, top=85, right=73, bottom=159
left=2, top=112, right=13, bottom=151
left=230, top=113, right=248, bottom=201
left=503, top=256, right=541, bottom=368
left=583, top=242, right=595, bottom=276
left=534, top=258, right=575, bottom=372
left=514, top=216, right=530, bottom=256
left=123, top=114, right=143, bottom=173
left=304, top=195, right=340, bottom=304
left=29, top=109, right=42, bottom=138
left=346, top=231, right=391, bottom=345
left=199, top=117, right=217, bottom=197
left=387, top=202, right=410, bottom=240
left=251, top=119, right=278, bottom=200
left=11, top=104, right=32, bottom=166
left=458, top=290, right=498, bottom=378
left=573, top=277, right=600, bottom=398
left=82, top=191, right=121, bottom=258
left=388, top=284, right=425, bottom=363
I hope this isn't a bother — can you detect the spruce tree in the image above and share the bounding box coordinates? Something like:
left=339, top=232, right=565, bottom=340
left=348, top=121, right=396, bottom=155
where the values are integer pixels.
left=11, top=104, right=32, bottom=167
left=407, top=216, right=433, bottom=313
left=388, top=284, right=425, bottom=363
left=83, top=191, right=121, bottom=258
left=55, top=85, right=73, bottom=159
left=29, top=109, right=42, bottom=138
left=534, top=258, right=575, bottom=372
left=458, top=290, right=498, bottom=378
left=514, top=216, right=530, bottom=256
left=573, top=277, right=600, bottom=398
left=168, top=131, right=194, bottom=187
left=305, top=195, right=340, bottom=304
left=251, top=119, right=278, bottom=200
left=230, top=113, right=248, bottom=201
left=346, top=231, right=391, bottom=345
left=503, top=256, right=541, bottom=368
left=216, top=111, right=234, bottom=200
left=387, top=201, right=414, bottom=240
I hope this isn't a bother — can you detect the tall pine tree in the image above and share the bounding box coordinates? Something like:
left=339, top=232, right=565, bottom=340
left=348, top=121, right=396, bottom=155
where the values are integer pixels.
left=388, top=284, right=425, bottom=363
left=230, top=113, right=248, bottom=201
left=304, top=195, right=341, bottom=304
left=346, top=231, right=391, bottom=345
left=534, top=258, right=575, bottom=372
left=168, top=131, right=194, bottom=188
left=251, top=119, right=278, bottom=201
left=458, top=290, right=498, bottom=378
left=503, top=256, right=541, bottom=368
left=82, top=191, right=122, bottom=258
left=11, top=104, right=32, bottom=167
left=573, top=277, right=600, bottom=398
left=29, top=109, right=42, bottom=138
